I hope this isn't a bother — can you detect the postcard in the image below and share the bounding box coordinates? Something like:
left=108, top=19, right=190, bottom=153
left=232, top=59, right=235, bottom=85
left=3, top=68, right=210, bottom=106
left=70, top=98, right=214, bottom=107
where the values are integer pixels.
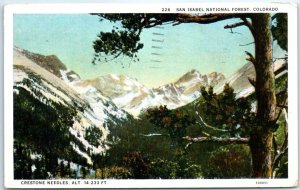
left=4, top=2, right=298, bottom=188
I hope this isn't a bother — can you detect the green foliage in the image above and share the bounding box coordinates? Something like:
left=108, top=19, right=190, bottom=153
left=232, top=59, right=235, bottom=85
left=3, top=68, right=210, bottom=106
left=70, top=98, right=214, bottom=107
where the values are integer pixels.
left=149, top=158, right=179, bottom=179
left=95, top=166, right=132, bottom=179
left=145, top=105, right=195, bottom=146
left=202, top=144, right=252, bottom=178
left=80, top=166, right=88, bottom=178
left=272, top=13, right=287, bottom=51
left=275, top=112, right=287, bottom=145
left=92, top=14, right=147, bottom=63
left=184, top=164, right=202, bottom=178
left=95, top=114, right=202, bottom=179
left=84, top=125, right=103, bottom=147
left=14, top=143, right=33, bottom=179
left=175, top=153, right=202, bottom=178
left=273, top=113, right=288, bottom=178
left=273, top=154, right=288, bottom=178
left=91, top=14, right=178, bottom=63
left=197, top=84, right=254, bottom=137
left=123, top=152, right=151, bottom=179
left=93, top=30, right=143, bottom=63
left=56, top=161, right=70, bottom=179
left=32, top=157, right=48, bottom=179
left=275, top=73, right=287, bottom=93
left=105, top=117, right=175, bottom=163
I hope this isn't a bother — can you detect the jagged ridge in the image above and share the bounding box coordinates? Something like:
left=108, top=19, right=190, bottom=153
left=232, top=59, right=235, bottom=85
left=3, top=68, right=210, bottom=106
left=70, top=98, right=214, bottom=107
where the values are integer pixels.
left=76, top=70, right=225, bottom=116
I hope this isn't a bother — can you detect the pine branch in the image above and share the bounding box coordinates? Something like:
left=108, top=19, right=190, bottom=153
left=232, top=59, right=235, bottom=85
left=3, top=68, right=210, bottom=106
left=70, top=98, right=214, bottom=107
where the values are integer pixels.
left=248, top=77, right=256, bottom=88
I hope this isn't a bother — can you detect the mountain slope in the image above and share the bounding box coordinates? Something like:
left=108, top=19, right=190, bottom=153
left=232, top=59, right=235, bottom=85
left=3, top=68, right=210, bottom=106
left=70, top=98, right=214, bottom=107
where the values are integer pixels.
left=13, top=47, right=131, bottom=167
left=214, top=60, right=286, bottom=98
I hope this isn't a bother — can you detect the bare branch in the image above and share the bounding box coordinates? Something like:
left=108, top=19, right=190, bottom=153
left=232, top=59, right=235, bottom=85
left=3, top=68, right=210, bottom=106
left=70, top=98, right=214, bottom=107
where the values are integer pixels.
left=276, top=104, right=288, bottom=109
left=196, top=114, right=229, bottom=132
left=141, top=13, right=253, bottom=29
left=248, top=77, right=256, bottom=88
left=201, top=131, right=211, bottom=137
left=172, top=21, right=181, bottom=26
left=239, top=42, right=254, bottom=46
left=176, top=13, right=252, bottom=25
left=240, top=17, right=255, bottom=35
left=228, top=28, right=242, bottom=35
left=144, top=20, right=163, bottom=29
left=274, top=63, right=288, bottom=76
left=245, top=51, right=256, bottom=65
left=224, top=21, right=245, bottom=29
left=183, top=136, right=249, bottom=145
left=185, top=142, right=193, bottom=149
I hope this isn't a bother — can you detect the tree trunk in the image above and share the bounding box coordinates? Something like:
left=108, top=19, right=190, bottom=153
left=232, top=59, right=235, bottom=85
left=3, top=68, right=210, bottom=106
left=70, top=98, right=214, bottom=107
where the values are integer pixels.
left=249, top=130, right=273, bottom=177
left=249, top=14, right=277, bottom=178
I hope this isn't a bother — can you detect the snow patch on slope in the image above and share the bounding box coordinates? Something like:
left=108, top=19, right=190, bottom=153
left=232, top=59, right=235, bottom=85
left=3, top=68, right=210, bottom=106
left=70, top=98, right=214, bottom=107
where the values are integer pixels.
left=13, top=47, right=130, bottom=165
left=76, top=71, right=225, bottom=116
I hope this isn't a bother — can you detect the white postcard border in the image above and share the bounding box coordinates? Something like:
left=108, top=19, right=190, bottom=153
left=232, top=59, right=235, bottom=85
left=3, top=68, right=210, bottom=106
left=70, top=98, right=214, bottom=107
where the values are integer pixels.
left=4, top=2, right=298, bottom=188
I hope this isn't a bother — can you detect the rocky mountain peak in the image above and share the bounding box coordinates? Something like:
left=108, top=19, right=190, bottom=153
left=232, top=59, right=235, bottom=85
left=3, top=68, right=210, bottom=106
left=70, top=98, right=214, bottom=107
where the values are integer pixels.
left=14, top=47, right=80, bottom=82
left=175, top=69, right=201, bottom=84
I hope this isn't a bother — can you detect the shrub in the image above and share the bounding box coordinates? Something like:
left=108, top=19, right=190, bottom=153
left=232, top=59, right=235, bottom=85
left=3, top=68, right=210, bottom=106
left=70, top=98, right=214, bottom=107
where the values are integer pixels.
left=183, top=164, right=202, bottom=178
left=202, top=144, right=252, bottom=178
left=123, top=152, right=150, bottom=179
left=95, top=166, right=132, bottom=179
left=149, top=158, right=179, bottom=179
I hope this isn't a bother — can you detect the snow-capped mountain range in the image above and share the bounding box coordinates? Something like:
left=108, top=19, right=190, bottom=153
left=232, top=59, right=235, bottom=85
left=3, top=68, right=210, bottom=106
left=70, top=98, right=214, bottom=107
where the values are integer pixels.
left=15, top=47, right=283, bottom=119
left=15, top=47, right=279, bottom=119
left=76, top=70, right=225, bottom=116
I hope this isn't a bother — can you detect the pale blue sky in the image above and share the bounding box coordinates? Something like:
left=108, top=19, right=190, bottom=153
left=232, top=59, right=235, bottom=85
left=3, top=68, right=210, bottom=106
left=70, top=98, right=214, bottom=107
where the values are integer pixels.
left=13, top=14, right=284, bottom=88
